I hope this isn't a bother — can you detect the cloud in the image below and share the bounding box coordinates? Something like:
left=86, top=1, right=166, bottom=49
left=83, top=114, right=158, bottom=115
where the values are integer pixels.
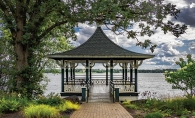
left=189, top=41, right=195, bottom=52
left=164, top=0, right=188, bottom=8
left=183, top=0, right=195, bottom=4
left=176, top=7, right=195, bottom=27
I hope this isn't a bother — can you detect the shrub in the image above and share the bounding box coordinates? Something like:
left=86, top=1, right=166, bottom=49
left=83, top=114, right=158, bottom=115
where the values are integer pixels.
left=183, top=98, right=195, bottom=110
left=176, top=110, right=183, bottom=116
left=144, top=112, right=163, bottom=118
left=36, top=93, right=63, bottom=106
left=122, top=100, right=130, bottom=105
left=63, top=101, right=80, bottom=110
left=23, top=104, right=60, bottom=118
left=0, top=98, right=20, bottom=113
left=125, top=104, right=137, bottom=109
left=180, top=116, right=189, bottom=118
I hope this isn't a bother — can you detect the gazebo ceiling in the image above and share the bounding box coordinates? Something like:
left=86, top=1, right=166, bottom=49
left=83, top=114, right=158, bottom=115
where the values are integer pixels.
left=47, top=27, right=154, bottom=61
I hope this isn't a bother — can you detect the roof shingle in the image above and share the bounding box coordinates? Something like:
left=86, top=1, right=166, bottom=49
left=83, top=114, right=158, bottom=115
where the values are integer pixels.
left=47, top=27, right=154, bottom=60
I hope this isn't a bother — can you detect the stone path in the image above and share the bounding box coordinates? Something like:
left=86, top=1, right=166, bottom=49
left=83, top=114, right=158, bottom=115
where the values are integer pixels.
left=70, top=102, right=133, bottom=118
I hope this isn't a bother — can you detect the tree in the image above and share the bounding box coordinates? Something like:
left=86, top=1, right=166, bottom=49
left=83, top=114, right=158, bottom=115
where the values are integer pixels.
left=0, top=0, right=187, bottom=97
left=0, top=25, right=15, bottom=91
left=164, top=54, right=195, bottom=99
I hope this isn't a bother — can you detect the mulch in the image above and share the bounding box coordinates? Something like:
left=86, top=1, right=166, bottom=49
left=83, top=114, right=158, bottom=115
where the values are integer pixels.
left=0, top=110, right=74, bottom=118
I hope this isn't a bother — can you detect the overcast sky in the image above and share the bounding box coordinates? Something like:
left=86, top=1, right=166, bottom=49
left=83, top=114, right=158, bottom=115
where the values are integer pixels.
left=71, top=0, right=195, bottom=70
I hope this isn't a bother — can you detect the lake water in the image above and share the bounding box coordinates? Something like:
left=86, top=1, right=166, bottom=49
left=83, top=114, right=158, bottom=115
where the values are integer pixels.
left=44, top=73, right=185, bottom=99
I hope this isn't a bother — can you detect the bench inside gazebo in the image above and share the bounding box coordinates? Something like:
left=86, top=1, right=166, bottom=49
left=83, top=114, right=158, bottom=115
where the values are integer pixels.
left=47, top=27, right=154, bottom=102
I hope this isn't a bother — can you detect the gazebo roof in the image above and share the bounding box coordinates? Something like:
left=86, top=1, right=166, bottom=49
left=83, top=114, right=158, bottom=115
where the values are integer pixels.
left=47, top=27, right=154, bottom=60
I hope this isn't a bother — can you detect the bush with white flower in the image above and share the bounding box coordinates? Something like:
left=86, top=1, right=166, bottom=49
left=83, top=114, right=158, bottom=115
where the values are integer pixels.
left=164, top=54, right=195, bottom=99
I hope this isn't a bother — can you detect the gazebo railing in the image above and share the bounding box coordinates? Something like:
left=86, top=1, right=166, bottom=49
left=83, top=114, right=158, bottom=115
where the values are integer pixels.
left=110, top=79, right=136, bottom=102
left=64, top=80, right=85, bottom=93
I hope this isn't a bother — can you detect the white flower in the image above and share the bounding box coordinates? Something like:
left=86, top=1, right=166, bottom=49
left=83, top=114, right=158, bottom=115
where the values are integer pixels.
left=18, top=93, right=21, bottom=98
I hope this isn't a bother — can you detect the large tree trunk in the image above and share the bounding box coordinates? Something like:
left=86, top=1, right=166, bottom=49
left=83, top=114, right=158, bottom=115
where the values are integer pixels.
left=14, top=16, right=29, bottom=89
left=14, top=43, right=29, bottom=89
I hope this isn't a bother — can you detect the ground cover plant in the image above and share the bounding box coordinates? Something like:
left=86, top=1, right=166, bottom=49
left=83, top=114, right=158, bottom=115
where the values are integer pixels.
left=122, top=97, right=195, bottom=118
left=0, top=92, right=29, bottom=114
left=23, top=104, right=60, bottom=118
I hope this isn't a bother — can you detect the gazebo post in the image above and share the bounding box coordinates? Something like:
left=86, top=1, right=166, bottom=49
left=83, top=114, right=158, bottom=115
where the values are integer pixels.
left=130, top=66, right=133, bottom=83
left=122, top=68, right=124, bottom=80
left=61, top=61, right=65, bottom=92
left=73, top=68, right=75, bottom=85
left=86, top=60, right=89, bottom=84
left=70, top=68, right=73, bottom=80
left=106, top=65, right=108, bottom=85
left=66, top=65, right=69, bottom=83
left=70, top=63, right=78, bottom=85
left=90, top=66, right=92, bottom=85
left=56, top=60, right=65, bottom=92
left=110, top=60, right=113, bottom=81
left=125, top=63, right=127, bottom=83
left=135, top=68, right=138, bottom=92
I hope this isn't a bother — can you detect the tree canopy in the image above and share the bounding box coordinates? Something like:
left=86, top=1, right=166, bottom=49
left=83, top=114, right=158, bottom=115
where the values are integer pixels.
left=165, top=54, right=195, bottom=99
left=0, top=0, right=187, bottom=97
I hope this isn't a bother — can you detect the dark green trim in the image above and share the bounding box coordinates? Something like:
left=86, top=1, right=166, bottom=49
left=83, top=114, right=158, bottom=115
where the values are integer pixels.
left=61, top=68, right=64, bottom=92
left=81, top=88, right=86, bottom=102
left=86, top=60, right=89, bottom=84
left=119, top=92, right=139, bottom=96
left=60, top=92, right=82, bottom=96
left=66, top=67, right=68, bottom=82
left=125, top=68, right=127, bottom=84
left=122, top=69, right=124, bottom=80
left=90, top=67, right=92, bottom=85
left=70, top=69, right=73, bottom=80
left=130, top=69, right=133, bottom=82
left=51, top=58, right=149, bottom=60
left=106, top=66, right=108, bottom=85
left=115, top=88, right=119, bottom=102
left=110, top=60, right=113, bottom=81
left=135, top=69, right=138, bottom=92
left=73, top=68, right=75, bottom=85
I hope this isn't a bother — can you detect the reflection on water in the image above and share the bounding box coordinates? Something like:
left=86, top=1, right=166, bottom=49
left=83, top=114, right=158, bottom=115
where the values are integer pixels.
left=44, top=73, right=185, bottom=98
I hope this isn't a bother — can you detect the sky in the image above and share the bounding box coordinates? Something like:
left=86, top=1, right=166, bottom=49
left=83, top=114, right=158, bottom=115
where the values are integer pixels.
left=70, top=0, right=195, bottom=70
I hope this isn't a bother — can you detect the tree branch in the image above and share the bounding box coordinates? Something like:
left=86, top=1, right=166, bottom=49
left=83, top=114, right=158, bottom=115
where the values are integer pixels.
left=36, top=20, right=68, bottom=42
left=0, top=0, right=16, bottom=39
left=4, top=1, right=16, bottom=19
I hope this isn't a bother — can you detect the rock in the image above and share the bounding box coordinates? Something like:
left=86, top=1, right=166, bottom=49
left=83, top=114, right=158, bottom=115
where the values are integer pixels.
left=65, top=95, right=80, bottom=104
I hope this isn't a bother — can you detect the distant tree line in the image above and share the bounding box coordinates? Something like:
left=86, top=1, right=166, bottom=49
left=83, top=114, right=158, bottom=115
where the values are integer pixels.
left=44, top=69, right=177, bottom=73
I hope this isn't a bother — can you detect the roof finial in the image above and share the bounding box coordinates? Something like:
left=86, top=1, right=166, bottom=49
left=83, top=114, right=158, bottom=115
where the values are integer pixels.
left=96, top=22, right=101, bottom=28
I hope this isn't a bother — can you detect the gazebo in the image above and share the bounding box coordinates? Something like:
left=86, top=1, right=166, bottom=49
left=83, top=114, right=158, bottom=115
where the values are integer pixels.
left=47, top=27, right=154, bottom=102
